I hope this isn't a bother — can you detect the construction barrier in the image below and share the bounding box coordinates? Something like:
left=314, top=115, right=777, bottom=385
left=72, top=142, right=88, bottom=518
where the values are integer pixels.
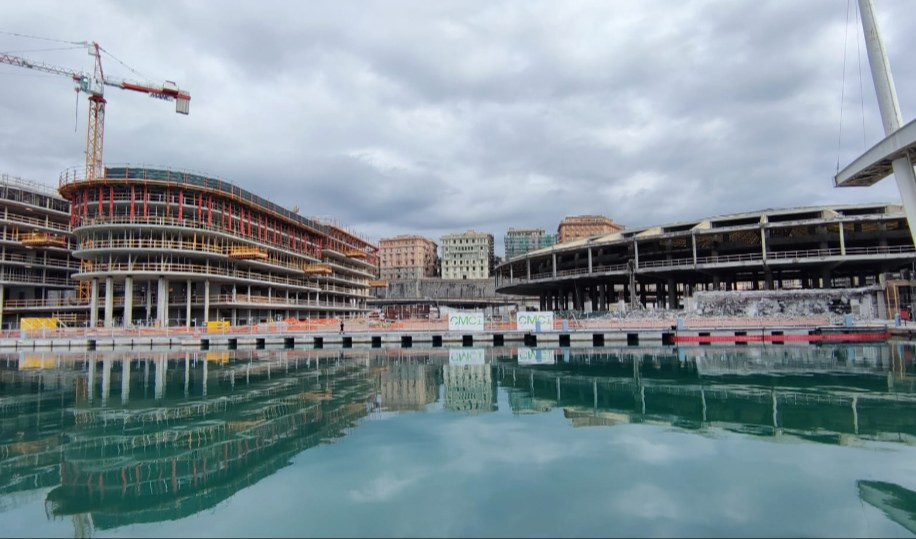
left=20, top=318, right=60, bottom=331
left=206, top=321, right=231, bottom=333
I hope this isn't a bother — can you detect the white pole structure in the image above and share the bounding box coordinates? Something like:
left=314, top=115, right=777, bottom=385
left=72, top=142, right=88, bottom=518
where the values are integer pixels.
left=858, top=0, right=916, bottom=243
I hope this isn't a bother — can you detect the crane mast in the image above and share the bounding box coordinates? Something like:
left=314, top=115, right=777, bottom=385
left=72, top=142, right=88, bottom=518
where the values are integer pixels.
left=0, top=40, right=190, bottom=181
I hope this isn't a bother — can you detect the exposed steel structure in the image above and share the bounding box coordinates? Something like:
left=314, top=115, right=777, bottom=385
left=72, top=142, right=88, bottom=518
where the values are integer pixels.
left=496, top=204, right=916, bottom=311
left=58, top=166, right=378, bottom=327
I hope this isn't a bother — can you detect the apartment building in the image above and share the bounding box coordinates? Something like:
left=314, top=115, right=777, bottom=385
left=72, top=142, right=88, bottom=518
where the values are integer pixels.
left=440, top=230, right=494, bottom=280
left=557, top=215, right=623, bottom=244
left=378, top=235, right=438, bottom=281
left=504, top=228, right=556, bottom=260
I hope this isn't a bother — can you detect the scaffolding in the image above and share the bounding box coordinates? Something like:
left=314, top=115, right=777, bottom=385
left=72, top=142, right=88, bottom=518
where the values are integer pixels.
left=302, top=263, right=332, bottom=275
left=19, top=232, right=68, bottom=249
left=227, top=245, right=268, bottom=260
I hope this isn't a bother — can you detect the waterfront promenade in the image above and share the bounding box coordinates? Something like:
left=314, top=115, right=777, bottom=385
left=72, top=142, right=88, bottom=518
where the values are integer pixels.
left=0, top=314, right=892, bottom=351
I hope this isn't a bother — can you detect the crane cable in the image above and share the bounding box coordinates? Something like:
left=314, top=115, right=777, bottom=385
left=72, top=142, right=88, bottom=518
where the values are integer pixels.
left=836, top=0, right=869, bottom=175
left=99, top=46, right=152, bottom=84
left=0, top=30, right=155, bottom=84
left=836, top=0, right=852, bottom=175
left=854, top=0, right=868, bottom=150
left=0, top=30, right=83, bottom=45
left=0, top=45, right=85, bottom=55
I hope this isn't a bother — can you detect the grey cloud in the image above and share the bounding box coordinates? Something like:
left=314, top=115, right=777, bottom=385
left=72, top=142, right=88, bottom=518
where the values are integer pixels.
left=0, top=0, right=913, bottom=255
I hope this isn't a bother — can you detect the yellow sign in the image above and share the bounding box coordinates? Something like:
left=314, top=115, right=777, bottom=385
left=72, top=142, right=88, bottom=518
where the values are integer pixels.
left=206, top=351, right=230, bottom=364
left=206, top=321, right=230, bottom=333
left=20, top=318, right=59, bottom=330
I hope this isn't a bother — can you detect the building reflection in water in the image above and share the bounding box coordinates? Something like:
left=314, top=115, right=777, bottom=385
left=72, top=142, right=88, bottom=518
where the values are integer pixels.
left=1, top=343, right=916, bottom=536
left=498, top=343, right=916, bottom=445
left=858, top=480, right=916, bottom=535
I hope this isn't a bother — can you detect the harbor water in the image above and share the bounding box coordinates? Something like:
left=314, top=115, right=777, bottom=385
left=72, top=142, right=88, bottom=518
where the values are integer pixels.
left=2, top=343, right=916, bottom=537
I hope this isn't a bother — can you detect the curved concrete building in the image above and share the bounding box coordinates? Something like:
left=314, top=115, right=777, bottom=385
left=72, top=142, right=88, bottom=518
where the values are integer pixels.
left=58, top=166, right=378, bottom=327
left=495, top=203, right=916, bottom=311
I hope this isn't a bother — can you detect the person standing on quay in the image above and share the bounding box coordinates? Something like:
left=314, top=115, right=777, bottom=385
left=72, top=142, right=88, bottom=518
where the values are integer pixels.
left=339, top=319, right=345, bottom=334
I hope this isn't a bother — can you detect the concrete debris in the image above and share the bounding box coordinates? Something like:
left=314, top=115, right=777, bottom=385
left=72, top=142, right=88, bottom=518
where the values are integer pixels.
left=689, top=287, right=879, bottom=323
left=558, top=287, right=882, bottom=325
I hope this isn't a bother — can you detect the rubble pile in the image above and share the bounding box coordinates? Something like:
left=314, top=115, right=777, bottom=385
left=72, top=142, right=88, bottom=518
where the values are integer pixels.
left=689, top=288, right=880, bottom=323
left=557, top=287, right=881, bottom=324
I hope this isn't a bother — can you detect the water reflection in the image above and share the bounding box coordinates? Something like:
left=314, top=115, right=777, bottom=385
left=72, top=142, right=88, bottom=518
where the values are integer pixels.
left=497, top=344, right=916, bottom=444
left=858, top=481, right=916, bottom=535
left=1, top=343, right=915, bottom=536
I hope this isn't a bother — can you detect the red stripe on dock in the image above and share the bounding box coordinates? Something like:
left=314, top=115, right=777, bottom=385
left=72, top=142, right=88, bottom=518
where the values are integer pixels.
left=673, top=331, right=889, bottom=344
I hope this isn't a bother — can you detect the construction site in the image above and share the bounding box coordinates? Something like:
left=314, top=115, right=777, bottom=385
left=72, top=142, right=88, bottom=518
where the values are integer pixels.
left=495, top=203, right=916, bottom=319
left=0, top=41, right=379, bottom=330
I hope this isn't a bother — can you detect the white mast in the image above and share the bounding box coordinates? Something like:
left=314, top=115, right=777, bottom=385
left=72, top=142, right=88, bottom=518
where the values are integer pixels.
left=857, top=0, right=916, bottom=244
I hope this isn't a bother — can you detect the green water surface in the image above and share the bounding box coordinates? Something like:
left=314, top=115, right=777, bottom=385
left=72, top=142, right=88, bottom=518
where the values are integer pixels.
left=2, top=343, right=916, bottom=537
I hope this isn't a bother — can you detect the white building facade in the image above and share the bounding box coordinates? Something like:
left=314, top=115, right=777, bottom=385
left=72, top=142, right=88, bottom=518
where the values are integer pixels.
left=440, top=230, right=494, bottom=280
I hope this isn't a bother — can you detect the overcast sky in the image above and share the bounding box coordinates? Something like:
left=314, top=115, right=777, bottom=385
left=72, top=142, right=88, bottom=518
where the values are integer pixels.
left=1, top=1, right=914, bottom=255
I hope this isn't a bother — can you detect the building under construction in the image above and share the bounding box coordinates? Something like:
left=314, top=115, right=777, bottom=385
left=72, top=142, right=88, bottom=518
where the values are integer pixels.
left=495, top=203, right=916, bottom=311
left=55, top=166, right=378, bottom=327
left=0, top=174, right=82, bottom=329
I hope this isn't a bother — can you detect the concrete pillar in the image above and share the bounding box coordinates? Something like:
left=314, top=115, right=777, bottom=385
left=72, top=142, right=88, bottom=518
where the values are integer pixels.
left=186, top=279, right=192, bottom=328
left=764, top=269, right=774, bottom=290
left=667, top=278, right=677, bottom=310
left=145, top=281, right=152, bottom=323
left=552, top=253, right=557, bottom=278
left=154, top=356, right=166, bottom=400
left=839, top=222, right=846, bottom=256
left=157, top=277, right=168, bottom=327
left=121, top=358, right=131, bottom=404
left=104, top=276, right=114, bottom=328
left=202, top=354, right=208, bottom=397
left=101, top=359, right=111, bottom=404
left=123, top=276, right=133, bottom=327
left=204, top=280, right=211, bottom=324
left=0, top=285, right=5, bottom=331
left=184, top=354, right=190, bottom=397
left=539, top=292, right=546, bottom=311
left=526, top=258, right=531, bottom=280
left=821, top=268, right=831, bottom=289
left=87, top=359, right=95, bottom=402
left=587, top=248, right=593, bottom=273
left=90, top=278, right=99, bottom=328
left=231, top=308, right=238, bottom=326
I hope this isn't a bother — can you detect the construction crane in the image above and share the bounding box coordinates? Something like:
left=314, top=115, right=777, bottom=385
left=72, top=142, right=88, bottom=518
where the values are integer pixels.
left=0, top=40, right=190, bottom=181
